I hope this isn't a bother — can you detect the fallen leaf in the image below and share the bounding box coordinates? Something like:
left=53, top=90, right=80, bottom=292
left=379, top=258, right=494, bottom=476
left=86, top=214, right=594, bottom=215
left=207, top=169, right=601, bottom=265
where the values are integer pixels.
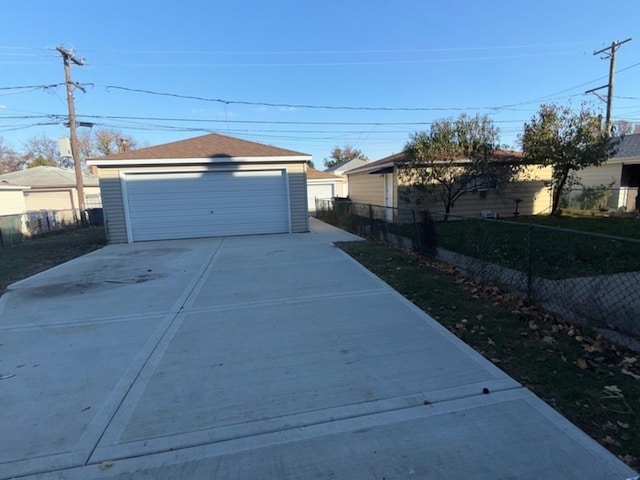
left=616, top=421, right=630, bottom=429
left=575, top=335, right=584, bottom=342
left=487, top=338, right=496, bottom=346
left=576, top=358, right=588, bottom=370
left=603, top=385, right=622, bottom=395
left=542, top=336, right=555, bottom=344
left=475, top=314, right=484, bottom=321
left=621, top=368, right=640, bottom=380
left=528, top=320, right=539, bottom=331
left=99, top=461, right=113, bottom=471
left=601, top=436, right=621, bottom=447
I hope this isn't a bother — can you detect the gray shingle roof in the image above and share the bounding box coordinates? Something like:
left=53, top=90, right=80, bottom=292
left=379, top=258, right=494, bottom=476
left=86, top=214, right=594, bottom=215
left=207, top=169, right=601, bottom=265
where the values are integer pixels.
left=89, top=133, right=310, bottom=161
left=0, top=166, right=99, bottom=187
left=612, top=134, right=640, bottom=159
left=324, top=158, right=368, bottom=174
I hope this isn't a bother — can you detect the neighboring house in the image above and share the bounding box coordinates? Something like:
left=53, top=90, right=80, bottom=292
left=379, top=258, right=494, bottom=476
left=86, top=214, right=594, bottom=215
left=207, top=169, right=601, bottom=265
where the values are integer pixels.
left=306, top=168, right=345, bottom=213
left=346, top=151, right=553, bottom=219
left=324, top=158, right=368, bottom=197
left=87, top=133, right=312, bottom=243
left=0, top=166, right=101, bottom=212
left=0, top=181, right=29, bottom=240
left=577, top=133, right=640, bottom=211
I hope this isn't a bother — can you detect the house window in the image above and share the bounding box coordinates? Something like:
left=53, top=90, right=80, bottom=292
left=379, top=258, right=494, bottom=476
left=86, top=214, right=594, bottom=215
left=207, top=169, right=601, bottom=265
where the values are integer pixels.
left=460, top=174, right=498, bottom=193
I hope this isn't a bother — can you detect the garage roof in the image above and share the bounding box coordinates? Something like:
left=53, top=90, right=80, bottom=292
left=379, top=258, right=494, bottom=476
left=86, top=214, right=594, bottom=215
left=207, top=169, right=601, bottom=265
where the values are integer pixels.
left=307, top=167, right=343, bottom=180
left=0, top=166, right=99, bottom=188
left=87, top=133, right=311, bottom=165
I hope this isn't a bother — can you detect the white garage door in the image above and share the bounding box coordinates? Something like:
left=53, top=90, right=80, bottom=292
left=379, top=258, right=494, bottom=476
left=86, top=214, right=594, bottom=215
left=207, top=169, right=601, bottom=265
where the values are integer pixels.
left=307, top=183, right=334, bottom=212
left=124, top=170, right=290, bottom=241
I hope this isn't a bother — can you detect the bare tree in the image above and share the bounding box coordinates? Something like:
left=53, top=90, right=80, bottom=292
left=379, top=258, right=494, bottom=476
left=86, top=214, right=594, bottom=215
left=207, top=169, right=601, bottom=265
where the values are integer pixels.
left=0, top=137, right=25, bottom=173
left=22, top=134, right=72, bottom=168
left=612, top=120, right=640, bottom=136
left=78, top=128, right=139, bottom=164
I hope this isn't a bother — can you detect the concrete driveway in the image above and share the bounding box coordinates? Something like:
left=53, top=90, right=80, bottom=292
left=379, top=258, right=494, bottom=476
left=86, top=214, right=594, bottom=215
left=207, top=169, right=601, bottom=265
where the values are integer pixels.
left=0, top=218, right=636, bottom=479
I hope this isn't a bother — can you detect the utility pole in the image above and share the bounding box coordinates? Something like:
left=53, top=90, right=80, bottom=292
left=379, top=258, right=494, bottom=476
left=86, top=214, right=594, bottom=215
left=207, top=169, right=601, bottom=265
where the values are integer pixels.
left=586, top=38, right=632, bottom=134
left=56, top=46, right=87, bottom=218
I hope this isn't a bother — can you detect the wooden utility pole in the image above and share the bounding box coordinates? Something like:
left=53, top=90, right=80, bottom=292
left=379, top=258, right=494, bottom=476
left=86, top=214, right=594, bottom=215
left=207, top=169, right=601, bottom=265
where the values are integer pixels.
left=56, top=46, right=87, bottom=216
left=586, top=38, right=632, bottom=134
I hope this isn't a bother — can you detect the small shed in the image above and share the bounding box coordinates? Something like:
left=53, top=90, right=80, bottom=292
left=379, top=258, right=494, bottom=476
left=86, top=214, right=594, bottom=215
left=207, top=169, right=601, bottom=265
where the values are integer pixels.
left=87, top=133, right=312, bottom=243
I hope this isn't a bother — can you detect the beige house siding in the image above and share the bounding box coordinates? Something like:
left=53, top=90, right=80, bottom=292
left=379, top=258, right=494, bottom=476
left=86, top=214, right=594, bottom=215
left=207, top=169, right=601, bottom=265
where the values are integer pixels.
left=22, top=186, right=102, bottom=212
left=349, top=164, right=553, bottom=219
left=97, top=163, right=308, bottom=243
left=347, top=172, right=385, bottom=205
left=399, top=181, right=552, bottom=218
left=0, top=190, right=27, bottom=216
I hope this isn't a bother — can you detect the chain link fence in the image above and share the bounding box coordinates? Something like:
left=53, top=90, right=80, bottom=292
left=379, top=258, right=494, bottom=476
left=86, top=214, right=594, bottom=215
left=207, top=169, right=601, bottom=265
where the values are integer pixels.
left=316, top=198, right=640, bottom=336
left=0, top=207, right=104, bottom=247
left=561, top=186, right=639, bottom=214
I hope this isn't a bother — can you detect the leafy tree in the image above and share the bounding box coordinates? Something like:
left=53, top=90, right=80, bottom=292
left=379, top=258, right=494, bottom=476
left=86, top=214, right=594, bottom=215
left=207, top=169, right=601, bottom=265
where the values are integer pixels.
left=400, top=114, right=521, bottom=218
left=521, top=103, right=617, bottom=215
left=27, top=156, right=58, bottom=168
left=0, top=137, right=25, bottom=173
left=323, top=145, right=368, bottom=168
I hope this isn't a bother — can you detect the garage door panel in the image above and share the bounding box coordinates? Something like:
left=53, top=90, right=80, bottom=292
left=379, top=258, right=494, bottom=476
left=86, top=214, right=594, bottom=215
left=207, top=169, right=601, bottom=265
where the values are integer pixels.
left=307, top=183, right=335, bottom=212
left=125, top=171, right=290, bottom=241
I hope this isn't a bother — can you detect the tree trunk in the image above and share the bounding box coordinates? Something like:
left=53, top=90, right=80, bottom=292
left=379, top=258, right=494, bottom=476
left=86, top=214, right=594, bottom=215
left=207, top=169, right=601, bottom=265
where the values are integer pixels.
left=443, top=203, right=451, bottom=221
left=551, top=170, right=569, bottom=215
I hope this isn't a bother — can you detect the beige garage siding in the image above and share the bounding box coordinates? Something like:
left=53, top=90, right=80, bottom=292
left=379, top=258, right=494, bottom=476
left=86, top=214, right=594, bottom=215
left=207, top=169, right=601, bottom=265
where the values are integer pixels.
left=347, top=172, right=385, bottom=205
left=98, top=163, right=308, bottom=243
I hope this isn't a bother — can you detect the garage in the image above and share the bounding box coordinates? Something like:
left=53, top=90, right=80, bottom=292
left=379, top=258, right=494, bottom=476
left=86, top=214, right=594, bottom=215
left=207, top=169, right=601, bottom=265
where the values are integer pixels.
left=125, top=170, right=290, bottom=241
left=306, top=168, right=345, bottom=213
left=87, top=133, right=311, bottom=243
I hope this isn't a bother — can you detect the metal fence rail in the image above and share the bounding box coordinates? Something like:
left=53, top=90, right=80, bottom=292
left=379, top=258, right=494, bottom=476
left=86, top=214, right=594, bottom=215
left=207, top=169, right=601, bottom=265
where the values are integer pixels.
left=0, top=207, right=104, bottom=247
left=316, top=198, right=640, bottom=336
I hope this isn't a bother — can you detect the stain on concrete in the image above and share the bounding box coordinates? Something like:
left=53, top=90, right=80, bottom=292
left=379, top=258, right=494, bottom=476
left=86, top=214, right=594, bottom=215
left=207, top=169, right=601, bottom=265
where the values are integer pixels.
left=24, top=272, right=168, bottom=298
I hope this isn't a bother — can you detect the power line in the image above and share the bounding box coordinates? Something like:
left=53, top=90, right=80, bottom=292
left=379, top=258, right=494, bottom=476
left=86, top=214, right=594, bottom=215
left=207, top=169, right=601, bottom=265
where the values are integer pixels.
left=89, top=51, right=584, bottom=68
left=103, top=85, right=578, bottom=113
left=0, top=83, right=65, bottom=91
left=0, top=41, right=595, bottom=55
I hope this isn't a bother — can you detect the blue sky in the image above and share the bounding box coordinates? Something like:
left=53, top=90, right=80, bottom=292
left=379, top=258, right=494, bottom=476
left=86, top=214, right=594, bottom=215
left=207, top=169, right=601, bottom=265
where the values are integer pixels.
left=1, top=0, right=639, bottom=166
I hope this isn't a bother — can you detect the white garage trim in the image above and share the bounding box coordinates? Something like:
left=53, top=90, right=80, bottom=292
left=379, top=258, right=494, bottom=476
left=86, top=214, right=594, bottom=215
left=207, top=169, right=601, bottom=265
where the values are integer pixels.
left=307, top=183, right=335, bottom=212
left=120, top=169, right=291, bottom=242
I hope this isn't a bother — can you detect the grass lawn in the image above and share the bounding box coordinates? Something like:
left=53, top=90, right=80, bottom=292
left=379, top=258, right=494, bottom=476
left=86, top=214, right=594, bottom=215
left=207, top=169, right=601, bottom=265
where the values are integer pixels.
left=0, top=227, right=107, bottom=294
left=436, top=216, right=640, bottom=279
left=517, top=213, right=640, bottom=239
left=339, top=240, right=639, bottom=470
